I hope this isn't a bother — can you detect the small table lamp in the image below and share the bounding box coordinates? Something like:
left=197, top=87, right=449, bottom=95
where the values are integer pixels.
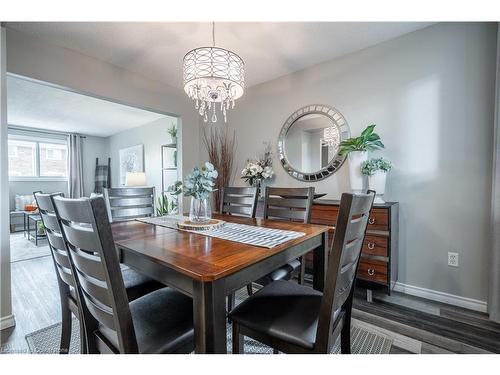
left=126, top=172, right=147, bottom=186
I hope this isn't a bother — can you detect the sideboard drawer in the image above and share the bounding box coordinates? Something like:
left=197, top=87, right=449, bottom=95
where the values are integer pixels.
left=367, top=208, right=389, bottom=231
left=362, top=235, right=388, bottom=257
left=357, top=259, right=388, bottom=284
left=311, top=204, right=338, bottom=225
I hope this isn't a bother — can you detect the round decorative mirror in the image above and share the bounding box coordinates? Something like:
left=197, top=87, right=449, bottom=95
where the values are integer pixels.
left=278, top=105, right=350, bottom=181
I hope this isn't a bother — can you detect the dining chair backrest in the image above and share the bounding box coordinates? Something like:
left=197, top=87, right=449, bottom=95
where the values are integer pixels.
left=315, top=191, right=375, bottom=351
left=103, top=187, right=155, bottom=222
left=34, top=192, right=77, bottom=291
left=263, top=187, right=315, bottom=223
left=220, top=186, right=258, bottom=218
left=53, top=195, right=138, bottom=354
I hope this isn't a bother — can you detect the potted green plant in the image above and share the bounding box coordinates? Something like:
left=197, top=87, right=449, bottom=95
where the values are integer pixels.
left=156, top=181, right=182, bottom=216
left=183, top=162, right=218, bottom=223
left=361, top=157, right=392, bottom=203
left=167, top=123, right=177, bottom=144
left=339, top=124, right=384, bottom=192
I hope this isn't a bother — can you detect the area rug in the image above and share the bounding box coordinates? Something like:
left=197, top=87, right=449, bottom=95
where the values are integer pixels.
left=26, top=287, right=392, bottom=354
left=10, top=232, right=50, bottom=263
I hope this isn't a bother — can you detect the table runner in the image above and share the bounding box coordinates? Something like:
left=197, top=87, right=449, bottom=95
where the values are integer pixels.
left=136, top=215, right=305, bottom=248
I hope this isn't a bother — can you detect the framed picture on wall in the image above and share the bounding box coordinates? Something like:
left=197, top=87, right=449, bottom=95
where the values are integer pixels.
left=119, top=144, right=144, bottom=185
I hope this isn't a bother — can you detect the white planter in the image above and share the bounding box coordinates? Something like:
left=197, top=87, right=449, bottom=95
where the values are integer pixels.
left=348, top=151, right=368, bottom=192
left=368, top=170, right=387, bottom=203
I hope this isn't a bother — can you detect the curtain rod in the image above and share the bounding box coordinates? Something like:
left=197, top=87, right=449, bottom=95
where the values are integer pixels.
left=8, top=124, right=87, bottom=138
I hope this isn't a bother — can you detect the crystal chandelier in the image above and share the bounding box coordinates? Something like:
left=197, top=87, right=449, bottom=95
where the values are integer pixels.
left=323, top=126, right=340, bottom=148
left=183, top=22, right=245, bottom=123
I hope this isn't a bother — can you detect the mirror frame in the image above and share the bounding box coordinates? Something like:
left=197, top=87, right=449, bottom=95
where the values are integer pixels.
left=277, top=104, right=350, bottom=182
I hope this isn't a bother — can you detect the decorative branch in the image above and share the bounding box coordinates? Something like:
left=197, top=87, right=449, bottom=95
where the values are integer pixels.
left=202, top=126, right=236, bottom=211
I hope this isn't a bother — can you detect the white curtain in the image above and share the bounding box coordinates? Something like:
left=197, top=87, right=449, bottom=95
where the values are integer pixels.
left=67, top=134, right=84, bottom=198
left=489, top=24, right=500, bottom=323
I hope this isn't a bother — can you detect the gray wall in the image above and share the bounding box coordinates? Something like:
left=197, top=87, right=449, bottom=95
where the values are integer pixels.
left=228, top=22, right=497, bottom=302
left=108, top=116, right=179, bottom=203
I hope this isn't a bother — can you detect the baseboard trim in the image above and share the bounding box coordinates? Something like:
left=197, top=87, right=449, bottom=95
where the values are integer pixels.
left=0, top=314, right=16, bottom=330
left=393, top=282, right=487, bottom=313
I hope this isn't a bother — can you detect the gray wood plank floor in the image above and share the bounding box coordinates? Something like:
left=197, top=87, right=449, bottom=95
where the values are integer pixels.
left=2, top=240, right=499, bottom=354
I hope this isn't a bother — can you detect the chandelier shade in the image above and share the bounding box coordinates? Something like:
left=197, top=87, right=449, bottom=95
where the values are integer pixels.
left=182, top=24, right=245, bottom=123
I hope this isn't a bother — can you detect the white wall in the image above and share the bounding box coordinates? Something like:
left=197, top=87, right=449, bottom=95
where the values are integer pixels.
left=0, top=25, right=14, bottom=330
left=228, top=22, right=497, bottom=303
left=81, top=135, right=110, bottom=196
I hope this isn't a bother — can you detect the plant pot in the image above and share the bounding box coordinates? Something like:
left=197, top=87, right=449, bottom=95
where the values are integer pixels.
left=171, top=136, right=177, bottom=145
left=189, top=197, right=211, bottom=223
left=348, top=151, right=368, bottom=192
left=368, top=170, right=387, bottom=203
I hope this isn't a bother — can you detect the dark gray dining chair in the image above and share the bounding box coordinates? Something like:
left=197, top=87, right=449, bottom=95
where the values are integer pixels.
left=229, top=191, right=375, bottom=354
left=34, top=191, right=86, bottom=354
left=220, top=186, right=259, bottom=218
left=53, top=195, right=194, bottom=354
left=103, top=187, right=155, bottom=222
left=219, top=186, right=259, bottom=313
left=34, top=191, right=164, bottom=353
left=254, top=186, right=315, bottom=288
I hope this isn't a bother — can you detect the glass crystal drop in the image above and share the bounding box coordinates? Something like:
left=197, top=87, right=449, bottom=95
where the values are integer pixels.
left=231, top=99, right=235, bottom=109
left=195, top=99, right=199, bottom=109
left=204, top=112, right=208, bottom=122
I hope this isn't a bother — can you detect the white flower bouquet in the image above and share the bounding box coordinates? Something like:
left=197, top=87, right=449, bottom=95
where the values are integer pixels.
left=241, top=142, right=274, bottom=186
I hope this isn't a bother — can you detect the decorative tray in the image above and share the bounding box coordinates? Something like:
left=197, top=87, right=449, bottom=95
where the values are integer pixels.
left=177, top=219, right=225, bottom=231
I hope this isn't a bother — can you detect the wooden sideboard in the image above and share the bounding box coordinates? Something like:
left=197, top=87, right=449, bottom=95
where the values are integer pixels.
left=256, top=198, right=399, bottom=295
left=310, top=199, right=399, bottom=295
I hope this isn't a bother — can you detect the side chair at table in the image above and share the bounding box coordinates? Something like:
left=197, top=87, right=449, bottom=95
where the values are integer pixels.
left=52, top=195, right=195, bottom=354
left=229, top=191, right=375, bottom=354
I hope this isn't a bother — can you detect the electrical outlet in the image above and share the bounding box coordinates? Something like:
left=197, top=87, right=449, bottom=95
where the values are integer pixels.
left=448, top=252, right=459, bottom=267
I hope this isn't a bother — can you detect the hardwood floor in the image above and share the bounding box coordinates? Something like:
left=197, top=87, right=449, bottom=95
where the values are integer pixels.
left=1, top=254, right=499, bottom=354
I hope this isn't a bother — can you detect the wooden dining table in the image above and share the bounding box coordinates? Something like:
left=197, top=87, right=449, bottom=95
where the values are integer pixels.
left=111, top=213, right=330, bottom=354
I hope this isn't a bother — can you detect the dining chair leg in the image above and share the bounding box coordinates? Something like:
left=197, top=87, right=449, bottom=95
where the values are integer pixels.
left=77, top=314, right=88, bottom=354
left=60, top=302, right=72, bottom=354
left=340, top=298, right=354, bottom=354
left=246, top=283, right=253, bottom=296
left=298, top=256, right=306, bottom=285
left=232, top=322, right=244, bottom=354
left=227, top=293, right=236, bottom=323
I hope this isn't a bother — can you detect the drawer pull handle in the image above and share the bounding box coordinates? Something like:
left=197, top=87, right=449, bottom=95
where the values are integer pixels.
left=367, top=242, right=375, bottom=250
left=369, top=217, right=376, bottom=225
left=368, top=269, right=375, bottom=276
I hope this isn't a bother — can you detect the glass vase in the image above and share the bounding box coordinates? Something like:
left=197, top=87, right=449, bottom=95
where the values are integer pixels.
left=189, top=197, right=211, bottom=223
left=253, top=178, right=263, bottom=198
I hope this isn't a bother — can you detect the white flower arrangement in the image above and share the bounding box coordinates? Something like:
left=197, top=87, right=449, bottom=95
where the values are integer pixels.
left=241, top=142, right=274, bottom=186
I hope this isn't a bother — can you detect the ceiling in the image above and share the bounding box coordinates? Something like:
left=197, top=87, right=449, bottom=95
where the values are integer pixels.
left=6, top=22, right=434, bottom=89
left=7, top=76, right=169, bottom=137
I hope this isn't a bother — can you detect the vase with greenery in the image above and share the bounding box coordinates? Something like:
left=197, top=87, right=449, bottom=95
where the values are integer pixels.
left=168, top=123, right=177, bottom=144
left=183, top=162, right=218, bottom=223
left=361, top=157, right=392, bottom=203
left=339, top=124, right=384, bottom=192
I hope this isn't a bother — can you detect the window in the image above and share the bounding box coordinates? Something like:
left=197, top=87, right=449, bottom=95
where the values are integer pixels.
left=40, top=143, right=68, bottom=177
left=8, top=136, right=68, bottom=180
left=8, top=140, right=37, bottom=177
